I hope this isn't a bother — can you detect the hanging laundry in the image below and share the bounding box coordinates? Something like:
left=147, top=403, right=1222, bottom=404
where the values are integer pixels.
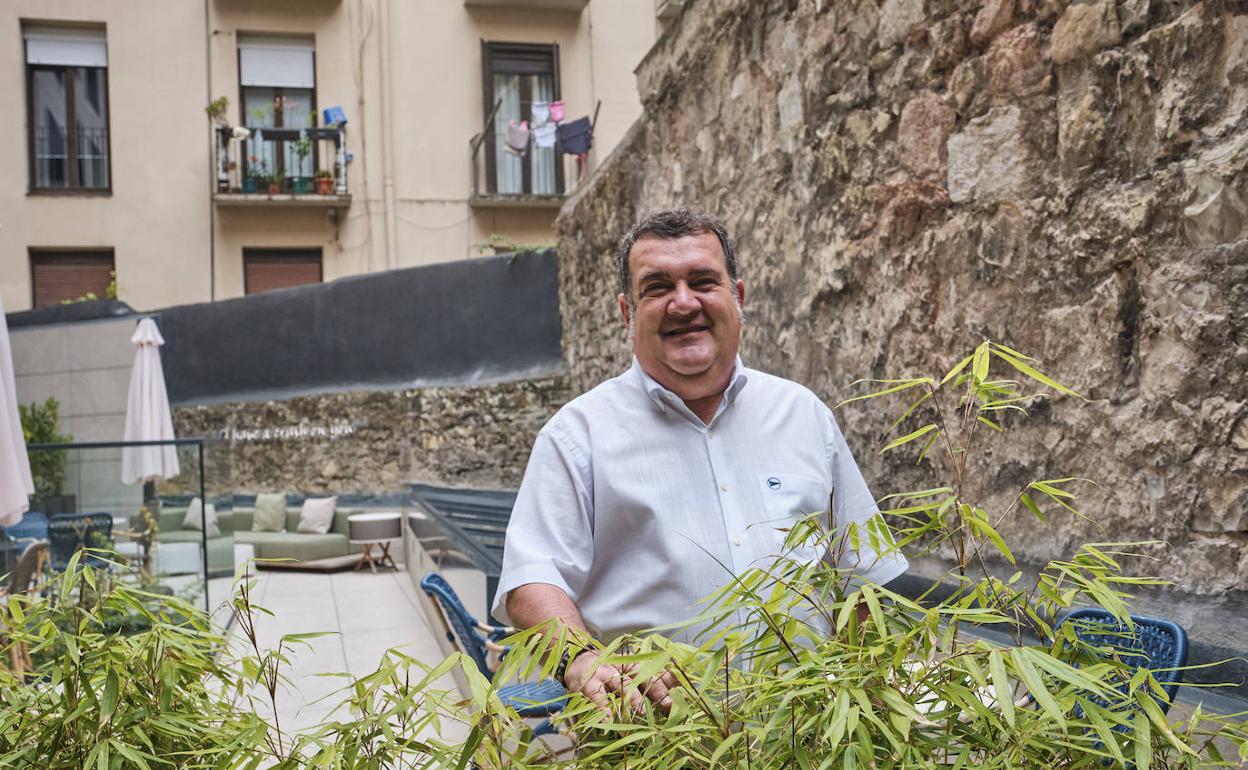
left=556, top=116, right=592, bottom=155
left=532, top=122, right=557, bottom=149
left=531, top=100, right=550, bottom=126
left=504, top=119, right=530, bottom=155
left=548, top=100, right=565, bottom=123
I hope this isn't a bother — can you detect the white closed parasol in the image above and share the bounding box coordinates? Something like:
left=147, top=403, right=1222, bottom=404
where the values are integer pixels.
left=121, top=318, right=180, bottom=484
left=0, top=297, right=35, bottom=527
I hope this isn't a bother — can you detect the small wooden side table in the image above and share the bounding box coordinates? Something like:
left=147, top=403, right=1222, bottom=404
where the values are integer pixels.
left=348, top=512, right=401, bottom=572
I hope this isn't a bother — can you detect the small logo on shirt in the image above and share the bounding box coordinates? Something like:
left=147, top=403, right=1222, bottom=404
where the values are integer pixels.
left=767, top=476, right=782, bottom=490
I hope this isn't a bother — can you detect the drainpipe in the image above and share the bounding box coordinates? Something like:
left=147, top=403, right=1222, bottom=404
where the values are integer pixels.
left=379, top=0, right=397, bottom=271
left=204, top=0, right=216, bottom=300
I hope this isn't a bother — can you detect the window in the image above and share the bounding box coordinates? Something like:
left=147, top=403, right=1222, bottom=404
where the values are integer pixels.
left=24, top=25, right=110, bottom=191
left=482, top=42, right=562, bottom=196
left=30, top=249, right=114, bottom=307
left=238, top=36, right=316, bottom=186
left=244, top=248, right=322, bottom=295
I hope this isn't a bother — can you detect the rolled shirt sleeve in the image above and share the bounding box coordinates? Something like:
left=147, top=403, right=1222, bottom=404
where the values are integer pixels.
left=824, top=407, right=909, bottom=587
left=491, top=424, right=594, bottom=625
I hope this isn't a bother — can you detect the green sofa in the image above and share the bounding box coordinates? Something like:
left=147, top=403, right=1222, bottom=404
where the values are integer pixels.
left=153, top=505, right=363, bottom=575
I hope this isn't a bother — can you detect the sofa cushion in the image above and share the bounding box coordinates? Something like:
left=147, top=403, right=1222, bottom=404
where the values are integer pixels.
left=297, top=497, right=337, bottom=534
left=235, top=530, right=352, bottom=562
left=253, top=493, right=287, bottom=532
left=182, top=498, right=221, bottom=538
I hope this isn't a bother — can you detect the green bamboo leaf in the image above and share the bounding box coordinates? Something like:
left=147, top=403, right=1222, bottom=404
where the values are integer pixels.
left=836, top=378, right=934, bottom=408
left=1011, top=648, right=1065, bottom=728
left=883, top=390, right=934, bottom=438
left=1019, top=493, right=1046, bottom=524
left=881, top=423, right=938, bottom=453
left=988, top=650, right=1016, bottom=727
left=1134, top=710, right=1152, bottom=770
left=972, top=343, right=990, bottom=383
left=1083, top=700, right=1126, bottom=764
left=941, top=354, right=974, bottom=385
left=990, top=341, right=1035, bottom=360
left=976, top=415, right=1003, bottom=432
left=977, top=519, right=1015, bottom=565
left=1137, top=690, right=1196, bottom=755
left=992, top=349, right=1083, bottom=399
left=916, top=431, right=940, bottom=464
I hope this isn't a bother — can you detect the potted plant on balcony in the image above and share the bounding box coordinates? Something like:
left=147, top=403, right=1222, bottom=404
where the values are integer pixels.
left=265, top=169, right=284, bottom=195
left=315, top=169, right=334, bottom=195
left=243, top=155, right=265, bottom=194
left=291, top=134, right=313, bottom=194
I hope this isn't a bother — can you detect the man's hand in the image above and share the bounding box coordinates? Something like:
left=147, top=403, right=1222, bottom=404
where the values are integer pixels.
left=565, top=649, right=678, bottom=716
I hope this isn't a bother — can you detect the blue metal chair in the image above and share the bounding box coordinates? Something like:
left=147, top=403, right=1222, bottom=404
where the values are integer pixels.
left=419, top=573, right=566, bottom=735
left=2, top=510, right=49, bottom=544
left=47, top=513, right=114, bottom=572
left=1057, top=608, right=1189, bottom=717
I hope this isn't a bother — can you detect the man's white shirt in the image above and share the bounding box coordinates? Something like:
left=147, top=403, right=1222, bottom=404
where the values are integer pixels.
left=492, top=357, right=908, bottom=641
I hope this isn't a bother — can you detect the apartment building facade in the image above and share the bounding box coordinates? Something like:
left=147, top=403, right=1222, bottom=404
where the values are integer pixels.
left=1, top=0, right=663, bottom=313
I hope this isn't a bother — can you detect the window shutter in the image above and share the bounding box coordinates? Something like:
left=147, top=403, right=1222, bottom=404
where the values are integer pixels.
left=244, top=249, right=322, bottom=294
left=238, top=36, right=315, bottom=89
left=30, top=251, right=114, bottom=308
left=24, top=26, right=107, bottom=67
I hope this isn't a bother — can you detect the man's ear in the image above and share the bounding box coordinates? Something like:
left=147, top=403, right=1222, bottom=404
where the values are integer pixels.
left=618, top=293, right=631, bottom=328
left=735, top=279, right=746, bottom=309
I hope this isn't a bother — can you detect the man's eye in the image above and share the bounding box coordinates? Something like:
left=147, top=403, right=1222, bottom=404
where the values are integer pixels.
left=641, top=284, right=668, bottom=296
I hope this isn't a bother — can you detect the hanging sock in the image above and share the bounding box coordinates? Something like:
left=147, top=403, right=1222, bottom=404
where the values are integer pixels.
left=531, top=100, right=550, bottom=126
left=504, top=119, right=530, bottom=155
left=532, top=122, right=557, bottom=149
left=556, top=116, right=592, bottom=155
left=548, top=100, right=565, bottom=123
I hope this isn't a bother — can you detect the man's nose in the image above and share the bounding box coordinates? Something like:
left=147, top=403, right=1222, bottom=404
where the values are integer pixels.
left=667, top=282, right=700, bottom=315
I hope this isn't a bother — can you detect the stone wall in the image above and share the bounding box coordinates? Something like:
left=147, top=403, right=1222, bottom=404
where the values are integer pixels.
left=557, top=0, right=1248, bottom=604
left=173, top=376, right=571, bottom=497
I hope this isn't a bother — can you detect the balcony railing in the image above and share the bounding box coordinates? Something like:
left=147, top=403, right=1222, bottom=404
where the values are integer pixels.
left=468, top=99, right=598, bottom=209
left=32, top=125, right=110, bottom=190
left=213, top=125, right=349, bottom=207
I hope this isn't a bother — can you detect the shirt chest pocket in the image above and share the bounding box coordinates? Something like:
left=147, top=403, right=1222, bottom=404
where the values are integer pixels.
left=757, top=473, right=832, bottom=557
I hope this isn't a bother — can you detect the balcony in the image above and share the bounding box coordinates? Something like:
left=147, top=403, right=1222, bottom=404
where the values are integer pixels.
left=468, top=100, right=597, bottom=210
left=212, top=126, right=350, bottom=208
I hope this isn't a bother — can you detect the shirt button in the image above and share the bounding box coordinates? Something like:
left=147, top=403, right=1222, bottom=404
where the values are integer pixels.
left=733, top=537, right=743, bottom=546
left=719, top=483, right=728, bottom=492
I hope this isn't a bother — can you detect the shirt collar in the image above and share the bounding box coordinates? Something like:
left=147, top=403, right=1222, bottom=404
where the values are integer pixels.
left=631, top=355, right=749, bottom=416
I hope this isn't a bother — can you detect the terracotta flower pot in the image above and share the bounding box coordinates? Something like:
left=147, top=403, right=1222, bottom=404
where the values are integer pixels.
left=267, top=182, right=282, bottom=195
left=315, top=176, right=334, bottom=195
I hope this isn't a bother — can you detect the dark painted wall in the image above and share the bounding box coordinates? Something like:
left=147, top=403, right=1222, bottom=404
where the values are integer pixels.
left=159, top=249, right=562, bottom=405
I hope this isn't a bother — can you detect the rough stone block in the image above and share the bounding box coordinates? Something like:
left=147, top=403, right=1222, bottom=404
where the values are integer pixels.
left=946, top=105, right=1029, bottom=203
left=778, top=74, right=804, bottom=132
left=898, top=91, right=957, bottom=178
left=971, top=0, right=1015, bottom=48
left=1058, top=87, right=1107, bottom=177
left=1192, top=474, right=1248, bottom=533
left=1183, top=173, right=1248, bottom=247
left=877, top=0, right=925, bottom=48
left=1050, top=0, right=1121, bottom=64
left=986, top=22, right=1050, bottom=96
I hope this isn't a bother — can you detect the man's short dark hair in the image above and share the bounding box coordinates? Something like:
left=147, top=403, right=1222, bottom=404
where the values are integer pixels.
left=616, top=208, right=737, bottom=301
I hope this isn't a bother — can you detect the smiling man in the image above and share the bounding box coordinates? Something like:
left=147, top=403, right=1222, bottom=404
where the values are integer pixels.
left=492, top=208, right=907, bottom=713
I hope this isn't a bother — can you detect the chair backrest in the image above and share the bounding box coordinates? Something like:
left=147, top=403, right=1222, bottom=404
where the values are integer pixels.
left=419, top=572, right=492, bottom=678
left=47, top=513, right=114, bottom=572
left=1058, top=608, right=1189, bottom=711
left=3, top=510, right=49, bottom=543
left=8, top=540, right=48, bottom=595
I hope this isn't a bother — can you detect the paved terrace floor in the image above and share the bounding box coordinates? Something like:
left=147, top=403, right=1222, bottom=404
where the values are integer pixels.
left=231, top=566, right=475, bottom=740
